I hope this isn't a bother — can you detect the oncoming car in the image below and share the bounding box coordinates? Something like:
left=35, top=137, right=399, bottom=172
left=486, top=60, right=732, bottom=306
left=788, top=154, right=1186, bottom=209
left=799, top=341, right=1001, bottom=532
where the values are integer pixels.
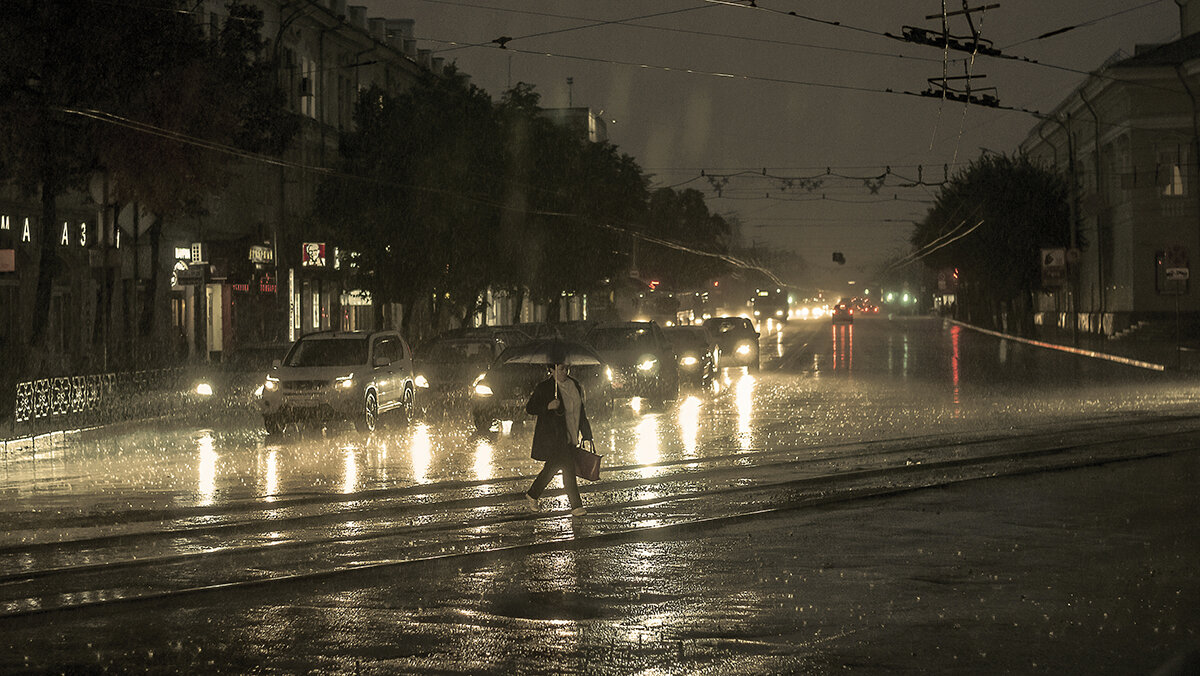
left=662, top=325, right=718, bottom=387
left=584, top=321, right=679, bottom=404
left=469, top=347, right=614, bottom=433
left=702, top=316, right=760, bottom=371
left=258, top=330, right=417, bottom=434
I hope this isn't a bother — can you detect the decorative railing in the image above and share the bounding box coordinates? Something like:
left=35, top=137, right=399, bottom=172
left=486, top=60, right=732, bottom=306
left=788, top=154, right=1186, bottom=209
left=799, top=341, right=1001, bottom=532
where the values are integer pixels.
left=7, top=368, right=184, bottom=438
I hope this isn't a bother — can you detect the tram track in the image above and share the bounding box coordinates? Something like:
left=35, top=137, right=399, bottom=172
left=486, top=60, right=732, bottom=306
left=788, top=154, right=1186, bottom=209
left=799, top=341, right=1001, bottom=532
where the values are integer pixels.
left=0, top=411, right=1197, bottom=620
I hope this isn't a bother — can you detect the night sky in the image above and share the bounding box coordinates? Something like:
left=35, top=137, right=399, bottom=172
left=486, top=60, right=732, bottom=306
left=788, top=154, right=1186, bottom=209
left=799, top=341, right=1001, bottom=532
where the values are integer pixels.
left=362, top=0, right=1180, bottom=289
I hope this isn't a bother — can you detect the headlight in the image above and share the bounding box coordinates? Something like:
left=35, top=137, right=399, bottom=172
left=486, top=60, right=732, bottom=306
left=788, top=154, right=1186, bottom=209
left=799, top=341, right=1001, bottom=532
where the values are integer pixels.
left=680, top=356, right=698, bottom=366
left=264, top=376, right=279, bottom=392
left=195, top=383, right=214, bottom=397
left=736, top=344, right=751, bottom=355
left=415, top=374, right=430, bottom=388
left=336, top=374, right=355, bottom=389
left=472, top=374, right=492, bottom=397
left=606, top=366, right=613, bottom=381
left=637, top=358, right=658, bottom=371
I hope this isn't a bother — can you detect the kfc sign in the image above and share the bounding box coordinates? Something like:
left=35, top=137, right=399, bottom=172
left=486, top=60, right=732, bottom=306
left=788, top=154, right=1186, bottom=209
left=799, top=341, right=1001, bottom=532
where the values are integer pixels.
left=302, top=242, right=326, bottom=267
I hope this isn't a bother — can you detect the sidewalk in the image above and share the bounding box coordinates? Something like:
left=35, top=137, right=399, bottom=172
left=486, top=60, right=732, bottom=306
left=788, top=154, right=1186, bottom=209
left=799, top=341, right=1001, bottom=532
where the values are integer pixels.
left=951, top=318, right=1200, bottom=372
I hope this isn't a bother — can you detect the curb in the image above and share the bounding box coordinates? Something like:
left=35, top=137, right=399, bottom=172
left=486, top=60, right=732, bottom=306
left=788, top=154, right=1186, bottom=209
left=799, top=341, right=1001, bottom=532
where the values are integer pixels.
left=947, top=319, right=1167, bottom=372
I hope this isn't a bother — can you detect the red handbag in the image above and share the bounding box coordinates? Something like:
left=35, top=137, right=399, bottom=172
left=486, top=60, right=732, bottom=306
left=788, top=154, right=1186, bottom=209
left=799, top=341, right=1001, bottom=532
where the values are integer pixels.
left=574, top=439, right=602, bottom=481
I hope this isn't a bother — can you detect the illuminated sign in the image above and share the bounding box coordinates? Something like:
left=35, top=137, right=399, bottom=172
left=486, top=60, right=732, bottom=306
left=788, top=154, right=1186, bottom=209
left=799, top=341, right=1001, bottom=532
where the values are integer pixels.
left=302, top=242, right=326, bottom=267
left=249, top=244, right=273, bottom=265
left=174, top=247, right=192, bottom=261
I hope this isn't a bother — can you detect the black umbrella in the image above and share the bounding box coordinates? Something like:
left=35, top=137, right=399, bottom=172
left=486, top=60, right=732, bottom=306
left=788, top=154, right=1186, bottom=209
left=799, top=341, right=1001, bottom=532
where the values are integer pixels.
left=501, top=337, right=603, bottom=366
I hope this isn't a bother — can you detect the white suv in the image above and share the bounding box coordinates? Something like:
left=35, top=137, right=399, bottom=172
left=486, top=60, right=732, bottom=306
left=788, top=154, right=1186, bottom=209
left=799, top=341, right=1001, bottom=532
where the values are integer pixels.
left=259, top=330, right=417, bottom=434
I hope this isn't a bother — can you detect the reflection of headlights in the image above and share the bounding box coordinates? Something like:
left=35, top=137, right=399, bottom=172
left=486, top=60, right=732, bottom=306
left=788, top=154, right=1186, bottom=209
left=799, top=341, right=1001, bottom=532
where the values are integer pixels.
left=680, top=356, right=698, bottom=366
left=415, top=374, right=430, bottom=388
left=775, top=310, right=784, bottom=317
left=605, top=367, right=613, bottom=381
left=264, top=376, right=279, bottom=391
left=637, top=358, right=658, bottom=371
left=253, top=384, right=264, bottom=398
left=195, top=383, right=213, bottom=397
left=736, top=344, right=751, bottom=355
left=336, top=374, right=355, bottom=389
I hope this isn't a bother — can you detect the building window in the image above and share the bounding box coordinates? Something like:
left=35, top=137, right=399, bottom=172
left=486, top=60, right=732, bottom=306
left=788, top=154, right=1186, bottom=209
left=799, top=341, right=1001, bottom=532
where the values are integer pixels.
left=1158, top=147, right=1187, bottom=197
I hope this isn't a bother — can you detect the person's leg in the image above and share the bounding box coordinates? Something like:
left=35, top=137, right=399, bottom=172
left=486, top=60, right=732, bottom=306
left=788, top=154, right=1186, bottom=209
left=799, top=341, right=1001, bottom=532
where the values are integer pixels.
left=527, top=461, right=557, bottom=499
left=559, top=455, right=583, bottom=509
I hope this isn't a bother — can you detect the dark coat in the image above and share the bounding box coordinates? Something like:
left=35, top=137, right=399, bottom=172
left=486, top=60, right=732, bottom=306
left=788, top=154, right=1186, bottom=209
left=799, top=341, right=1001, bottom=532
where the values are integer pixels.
left=525, top=375, right=593, bottom=462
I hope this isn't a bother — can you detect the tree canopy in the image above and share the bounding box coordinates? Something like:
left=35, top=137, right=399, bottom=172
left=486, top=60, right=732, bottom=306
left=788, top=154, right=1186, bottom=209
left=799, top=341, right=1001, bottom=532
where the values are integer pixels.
left=912, top=152, right=1071, bottom=329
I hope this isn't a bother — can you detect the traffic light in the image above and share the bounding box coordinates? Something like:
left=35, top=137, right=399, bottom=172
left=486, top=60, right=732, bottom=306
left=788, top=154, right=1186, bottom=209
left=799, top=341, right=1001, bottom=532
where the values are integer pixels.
left=832, top=252, right=845, bottom=265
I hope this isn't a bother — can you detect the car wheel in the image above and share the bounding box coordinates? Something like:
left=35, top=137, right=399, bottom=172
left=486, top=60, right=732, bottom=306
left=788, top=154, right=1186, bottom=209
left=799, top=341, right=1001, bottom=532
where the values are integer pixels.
left=263, top=415, right=283, bottom=435
left=472, top=409, right=496, bottom=433
left=355, top=391, right=378, bottom=433
left=398, top=386, right=415, bottom=426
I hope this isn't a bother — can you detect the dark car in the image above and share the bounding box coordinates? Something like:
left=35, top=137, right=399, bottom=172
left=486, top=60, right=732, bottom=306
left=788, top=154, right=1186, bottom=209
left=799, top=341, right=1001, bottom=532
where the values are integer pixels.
left=414, top=335, right=512, bottom=414
left=434, top=325, right=533, bottom=348
left=469, top=347, right=614, bottom=433
left=184, top=342, right=292, bottom=415
left=258, top=330, right=417, bottom=434
left=703, top=316, right=760, bottom=371
left=832, top=302, right=854, bottom=323
left=584, top=321, right=679, bottom=403
left=662, top=325, right=718, bottom=387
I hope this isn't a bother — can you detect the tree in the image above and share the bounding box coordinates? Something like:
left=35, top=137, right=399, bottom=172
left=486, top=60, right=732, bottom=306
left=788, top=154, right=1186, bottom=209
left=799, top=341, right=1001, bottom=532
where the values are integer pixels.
left=316, top=68, right=507, bottom=334
left=640, top=187, right=733, bottom=289
left=911, top=152, right=1070, bottom=332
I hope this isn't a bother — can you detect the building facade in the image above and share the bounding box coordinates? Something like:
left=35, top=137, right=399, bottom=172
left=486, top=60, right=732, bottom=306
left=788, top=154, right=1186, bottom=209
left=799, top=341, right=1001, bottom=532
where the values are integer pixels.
left=1021, top=9, right=1200, bottom=336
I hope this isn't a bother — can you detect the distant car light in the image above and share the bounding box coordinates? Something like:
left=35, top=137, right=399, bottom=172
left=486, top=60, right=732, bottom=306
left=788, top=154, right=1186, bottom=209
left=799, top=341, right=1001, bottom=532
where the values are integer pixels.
left=336, top=374, right=355, bottom=389
left=605, top=366, right=613, bottom=381
left=637, top=358, right=658, bottom=371
left=474, top=383, right=494, bottom=397
left=195, top=383, right=213, bottom=397
left=680, top=356, right=698, bottom=366
left=736, top=343, right=751, bottom=355
left=264, top=376, right=279, bottom=391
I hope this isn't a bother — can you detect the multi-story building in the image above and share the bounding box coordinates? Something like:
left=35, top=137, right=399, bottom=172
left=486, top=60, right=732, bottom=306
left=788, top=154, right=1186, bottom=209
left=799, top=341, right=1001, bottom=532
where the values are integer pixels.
left=1022, top=7, right=1200, bottom=336
left=0, top=1, right=441, bottom=379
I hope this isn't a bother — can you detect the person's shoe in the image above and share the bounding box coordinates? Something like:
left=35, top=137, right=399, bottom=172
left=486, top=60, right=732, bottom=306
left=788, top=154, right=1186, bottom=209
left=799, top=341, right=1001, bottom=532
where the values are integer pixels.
left=571, top=507, right=588, bottom=517
left=524, top=494, right=538, bottom=512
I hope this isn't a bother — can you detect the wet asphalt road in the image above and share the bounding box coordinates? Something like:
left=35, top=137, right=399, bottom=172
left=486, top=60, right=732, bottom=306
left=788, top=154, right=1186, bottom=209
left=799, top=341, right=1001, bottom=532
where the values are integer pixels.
left=2, top=316, right=1199, bottom=673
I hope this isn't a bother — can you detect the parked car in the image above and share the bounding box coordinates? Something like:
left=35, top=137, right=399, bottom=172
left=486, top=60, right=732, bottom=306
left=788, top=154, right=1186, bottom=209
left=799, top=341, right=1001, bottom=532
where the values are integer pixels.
left=831, top=302, right=854, bottom=323
left=258, top=330, right=417, bottom=434
left=584, top=320, right=679, bottom=403
left=703, top=316, right=760, bottom=371
left=469, top=346, right=614, bottom=433
left=185, top=342, right=292, bottom=414
left=662, top=325, right=718, bottom=387
left=414, top=334, right=512, bottom=414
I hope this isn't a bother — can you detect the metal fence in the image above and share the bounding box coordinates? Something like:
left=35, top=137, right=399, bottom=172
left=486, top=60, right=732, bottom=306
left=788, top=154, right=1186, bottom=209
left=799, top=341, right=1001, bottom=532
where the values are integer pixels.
left=7, top=368, right=184, bottom=440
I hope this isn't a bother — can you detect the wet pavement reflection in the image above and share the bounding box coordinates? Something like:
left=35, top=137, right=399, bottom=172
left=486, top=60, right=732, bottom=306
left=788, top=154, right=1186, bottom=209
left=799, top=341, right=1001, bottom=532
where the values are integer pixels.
left=2, top=317, right=1199, bottom=672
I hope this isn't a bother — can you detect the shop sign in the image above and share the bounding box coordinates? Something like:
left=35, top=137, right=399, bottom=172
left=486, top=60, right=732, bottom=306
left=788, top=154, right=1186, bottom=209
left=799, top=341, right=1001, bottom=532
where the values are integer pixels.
left=302, top=242, right=326, bottom=267
left=260, top=272, right=277, bottom=293
left=250, top=244, right=273, bottom=265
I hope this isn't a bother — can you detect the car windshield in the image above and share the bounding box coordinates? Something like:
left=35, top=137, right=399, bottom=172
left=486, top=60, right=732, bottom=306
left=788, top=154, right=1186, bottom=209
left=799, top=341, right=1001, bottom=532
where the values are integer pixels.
left=421, top=340, right=493, bottom=364
left=664, top=329, right=705, bottom=350
left=587, top=327, right=653, bottom=351
left=705, top=319, right=747, bottom=334
left=284, top=337, right=367, bottom=367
